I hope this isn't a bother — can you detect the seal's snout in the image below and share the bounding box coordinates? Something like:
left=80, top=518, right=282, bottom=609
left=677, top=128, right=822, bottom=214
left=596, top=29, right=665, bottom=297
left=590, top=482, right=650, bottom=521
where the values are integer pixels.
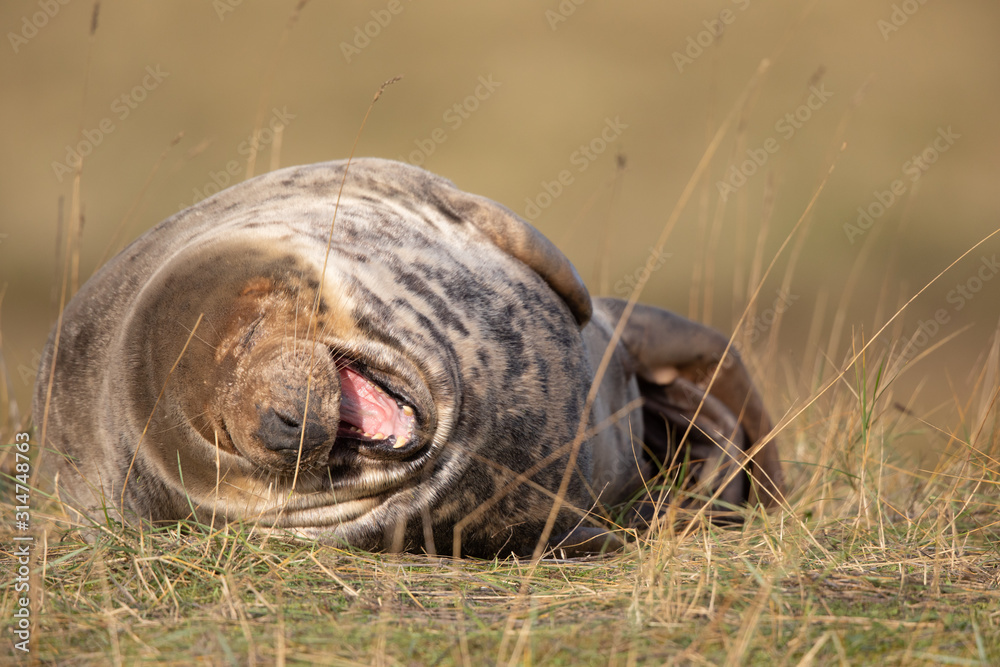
left=223, top=337, right=342, bottom=472
left=258, top=406, right=330, bottom=453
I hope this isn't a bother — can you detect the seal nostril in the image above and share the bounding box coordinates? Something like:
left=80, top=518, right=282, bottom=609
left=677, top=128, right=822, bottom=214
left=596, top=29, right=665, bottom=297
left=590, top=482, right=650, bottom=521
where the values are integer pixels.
left=257, top=406, right=329, bottom=453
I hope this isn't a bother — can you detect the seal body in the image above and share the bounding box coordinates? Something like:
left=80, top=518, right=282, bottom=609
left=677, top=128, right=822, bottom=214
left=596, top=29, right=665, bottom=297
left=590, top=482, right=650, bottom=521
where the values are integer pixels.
left=34, top=159, right=783, bottom=557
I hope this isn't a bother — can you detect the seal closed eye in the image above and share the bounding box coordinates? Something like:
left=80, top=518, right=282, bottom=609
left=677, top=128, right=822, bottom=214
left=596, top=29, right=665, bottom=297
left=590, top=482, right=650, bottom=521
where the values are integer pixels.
left=34, top=157, right=784, bottom=557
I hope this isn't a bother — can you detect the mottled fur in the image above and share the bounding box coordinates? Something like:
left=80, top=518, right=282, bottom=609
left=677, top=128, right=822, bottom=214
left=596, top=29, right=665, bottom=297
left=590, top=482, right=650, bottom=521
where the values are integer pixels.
left=35, top=159, right=783, bottom=557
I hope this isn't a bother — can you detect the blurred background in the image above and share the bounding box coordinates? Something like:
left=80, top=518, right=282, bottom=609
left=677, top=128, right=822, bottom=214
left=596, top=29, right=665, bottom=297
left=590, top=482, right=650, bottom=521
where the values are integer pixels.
left=2, top=0, right=999, bottom=451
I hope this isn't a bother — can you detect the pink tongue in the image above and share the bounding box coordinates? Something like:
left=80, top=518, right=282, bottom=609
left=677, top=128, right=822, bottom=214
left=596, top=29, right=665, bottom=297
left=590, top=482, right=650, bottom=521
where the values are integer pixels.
left=338, top=367, right=413, bottom=439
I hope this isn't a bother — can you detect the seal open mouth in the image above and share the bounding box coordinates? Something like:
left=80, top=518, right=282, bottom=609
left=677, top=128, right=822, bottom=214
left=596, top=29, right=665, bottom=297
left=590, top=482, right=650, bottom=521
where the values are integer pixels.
left=336, top=366, right=417, bottom=449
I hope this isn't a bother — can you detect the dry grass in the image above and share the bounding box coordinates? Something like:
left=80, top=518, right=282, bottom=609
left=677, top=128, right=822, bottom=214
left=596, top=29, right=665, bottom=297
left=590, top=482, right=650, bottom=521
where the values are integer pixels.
left=1, top=396, right=998, bottom=666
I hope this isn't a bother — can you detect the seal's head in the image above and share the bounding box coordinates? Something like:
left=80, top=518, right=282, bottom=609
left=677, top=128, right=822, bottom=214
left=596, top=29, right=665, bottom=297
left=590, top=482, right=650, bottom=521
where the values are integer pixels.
left=213, top=327, right=423, bottom=477
left=181, top=275, right=415, bottom=475
left=152, top=262, right=425, bottom=492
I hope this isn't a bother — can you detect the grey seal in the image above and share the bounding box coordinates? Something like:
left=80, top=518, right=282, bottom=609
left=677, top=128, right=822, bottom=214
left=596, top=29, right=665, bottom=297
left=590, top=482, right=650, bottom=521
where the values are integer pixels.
left=34, top=158, right=784, bottom=557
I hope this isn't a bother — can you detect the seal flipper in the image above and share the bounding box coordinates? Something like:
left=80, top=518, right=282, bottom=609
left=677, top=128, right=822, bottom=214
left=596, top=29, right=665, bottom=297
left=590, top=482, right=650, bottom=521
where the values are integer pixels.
left=598, top=298, right=784, bottom=512
left=637, top=375, right=750, bottom=515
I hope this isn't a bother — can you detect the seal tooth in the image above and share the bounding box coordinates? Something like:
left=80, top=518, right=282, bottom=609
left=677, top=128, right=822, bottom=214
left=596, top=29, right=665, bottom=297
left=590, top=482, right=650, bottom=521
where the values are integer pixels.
left=402, top=405, right=414, bottom=417
left=373, top=432, right=386, bottom=440
left=393, top=435, right=408, bottom=449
